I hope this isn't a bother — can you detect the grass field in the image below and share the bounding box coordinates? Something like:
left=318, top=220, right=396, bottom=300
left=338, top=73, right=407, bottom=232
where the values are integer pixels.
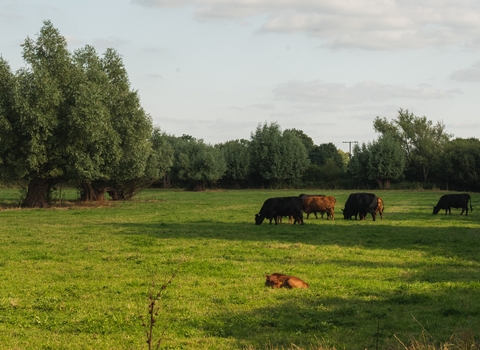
left=0, top=188, right=479, bottom=349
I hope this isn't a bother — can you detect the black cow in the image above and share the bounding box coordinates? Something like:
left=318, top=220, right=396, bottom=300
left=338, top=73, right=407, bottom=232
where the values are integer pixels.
left=342, top=192, right=378, bottom=221
left=255, top=197, right=304, bottom=225
left=433, top=193, right=472, bottom=215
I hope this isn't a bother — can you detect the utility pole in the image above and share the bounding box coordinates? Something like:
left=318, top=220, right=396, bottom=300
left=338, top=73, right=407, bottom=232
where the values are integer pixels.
left=343, top=141, right=358, bottom=159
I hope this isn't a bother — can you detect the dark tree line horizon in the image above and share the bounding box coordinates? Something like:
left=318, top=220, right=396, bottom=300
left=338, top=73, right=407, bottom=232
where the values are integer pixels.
left=1, top=22, right=479, bottom=208
left=161, top=114, right=480, bottom=193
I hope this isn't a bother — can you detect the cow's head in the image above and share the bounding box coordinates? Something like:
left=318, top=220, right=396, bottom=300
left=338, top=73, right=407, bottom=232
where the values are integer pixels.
left=341, top=208, right=351, bottom=220
left=255, top=214, right=264, bottom=225
left=432, top=206, right=440, bottom=215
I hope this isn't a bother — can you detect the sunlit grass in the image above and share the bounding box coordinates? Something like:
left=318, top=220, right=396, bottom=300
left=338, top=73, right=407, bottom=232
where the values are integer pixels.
left=0, top=188, right=479, bottom=349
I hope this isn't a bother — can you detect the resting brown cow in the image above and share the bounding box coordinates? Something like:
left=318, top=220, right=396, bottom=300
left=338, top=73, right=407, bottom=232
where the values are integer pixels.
left=375, top=197, right=385, bottom=220
left=300, top=195, right=336, bottom=220
left=265, top=273, right=309, bottom=289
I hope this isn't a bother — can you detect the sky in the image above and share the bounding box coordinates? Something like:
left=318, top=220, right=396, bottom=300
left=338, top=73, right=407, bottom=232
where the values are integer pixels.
left=1, top=0, right=480, bottom=153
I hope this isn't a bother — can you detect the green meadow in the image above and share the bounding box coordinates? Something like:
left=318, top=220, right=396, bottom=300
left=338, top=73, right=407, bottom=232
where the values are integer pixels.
left=0, top=189, right=479, bottom=349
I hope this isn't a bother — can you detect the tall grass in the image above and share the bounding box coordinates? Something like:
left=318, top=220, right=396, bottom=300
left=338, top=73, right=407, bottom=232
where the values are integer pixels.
left=0, top=189, right=479, bottom=349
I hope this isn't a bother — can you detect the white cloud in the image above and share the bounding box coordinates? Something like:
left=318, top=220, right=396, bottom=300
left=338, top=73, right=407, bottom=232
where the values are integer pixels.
left=92, top=37, right=129, bottom=50
left=131, top=0, right=196, bottom=8
left=143, top=73, right=163, bottom=79
left=273, top=80, right=461, bottom=108
left=63, top=35, right=83, bottom=47
left=132, top=0, right=480, bottom=50
left=450, top=61, right=480, bottom=82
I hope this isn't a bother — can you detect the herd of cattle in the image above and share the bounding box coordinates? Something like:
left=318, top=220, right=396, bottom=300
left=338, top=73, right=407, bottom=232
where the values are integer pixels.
left=254, top=192, right=473, bottom=225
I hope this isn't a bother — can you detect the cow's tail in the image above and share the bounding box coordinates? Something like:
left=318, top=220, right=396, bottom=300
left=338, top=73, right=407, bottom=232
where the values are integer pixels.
left=469, top=196, right=473, bottom=212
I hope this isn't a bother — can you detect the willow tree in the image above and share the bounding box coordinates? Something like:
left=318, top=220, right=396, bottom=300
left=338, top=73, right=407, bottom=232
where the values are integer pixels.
left=1, top=21, right=77, bottom=207
left=219, top=139, right=251, bottom=188
left=436, top=138, right=480, bottom=191
left=78, top=47, right=154, bottom=201
left=171, top=136, right=226, bottom=191
left=374, top=109, right=451, bottom=183
left=348, top=135, right=405, bottom=189
left=367, top=134, right=405, bottom=189
left=0, top=21, right=155, bottom=207
left=249, top=122, right=309, bottom=187
left=0, top=58, right=17, bottom=179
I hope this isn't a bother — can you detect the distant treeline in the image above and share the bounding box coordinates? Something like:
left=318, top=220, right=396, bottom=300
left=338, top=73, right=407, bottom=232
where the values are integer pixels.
left=160, top=112, right=480, bottom=193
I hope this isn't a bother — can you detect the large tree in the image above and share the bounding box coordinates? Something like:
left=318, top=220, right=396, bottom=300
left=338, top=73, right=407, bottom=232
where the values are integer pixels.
left=107, top=127, right=174, bottom=200
left=169, top=136, right=226, bottom=191
left=0, top=58, right=17, bottom=176
left=348, top=135, right=405, bottom=189
left=3, top=21, right=78, bottom=207
left=310, top=143, right=344, bottom=170
left=68, top=45, right=123, bottom=201
left=374, top=109, right=451, bottom=183
left=219, top=139, right=251, bottom=188
left=249, top=122, right=309, bottom=187
left=0, top=21, right=156, bottom=207
left=367, top=134, right=405, bottom=189
left=79, top=47, right=155, bottom=201
left=436, top=138, right=480, bottom=192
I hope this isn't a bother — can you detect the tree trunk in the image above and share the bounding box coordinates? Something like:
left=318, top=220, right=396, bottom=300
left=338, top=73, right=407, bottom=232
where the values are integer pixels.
left=22, top=177, right=51, bottom=208
left=375, top=178, right=384, bottom=189
left=107, top=188, right=125, bottom=201
left=162, top=175, right=171, bottom=188
left=384, top=179, right=391, bottom=189
left=79, top=182, right=106, bottom=201
left=192, top=181, right=205, bottom=191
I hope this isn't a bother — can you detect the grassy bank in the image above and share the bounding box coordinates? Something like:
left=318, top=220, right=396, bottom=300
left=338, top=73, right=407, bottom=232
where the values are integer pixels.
left=0, top=189, right=479, bottom=349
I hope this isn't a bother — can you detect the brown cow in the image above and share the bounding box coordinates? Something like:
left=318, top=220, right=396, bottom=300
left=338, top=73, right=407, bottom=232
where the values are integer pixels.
left=375, top=197, right=384, bottom=220
left=265, top=273, right=309, bottom=289
left=276, top=215, right=293, bottom=224
left=300, top=195, right=336, bottom=220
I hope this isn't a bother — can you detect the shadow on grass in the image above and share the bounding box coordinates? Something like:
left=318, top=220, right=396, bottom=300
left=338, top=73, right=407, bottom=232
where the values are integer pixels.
left=106, top=220, right=480, bottom=348
left=193, top=287, right=480, bottom=349
left=107, top=219, right=480, bottom=265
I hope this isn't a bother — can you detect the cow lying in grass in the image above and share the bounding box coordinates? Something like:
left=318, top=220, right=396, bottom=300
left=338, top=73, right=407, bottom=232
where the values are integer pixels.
left=265, top=273, right=309, bottom=289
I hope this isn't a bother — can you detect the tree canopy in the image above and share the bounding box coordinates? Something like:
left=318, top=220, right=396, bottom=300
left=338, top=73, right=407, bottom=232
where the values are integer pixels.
left=0, top=21, right=166, bottom=207
left=374, top=109, right=451, bottom=183
left=249, top=122, right=309, bottom=187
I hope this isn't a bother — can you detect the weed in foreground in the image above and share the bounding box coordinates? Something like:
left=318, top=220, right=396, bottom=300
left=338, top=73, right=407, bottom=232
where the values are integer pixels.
left=141, top=268, right=179, bottom=350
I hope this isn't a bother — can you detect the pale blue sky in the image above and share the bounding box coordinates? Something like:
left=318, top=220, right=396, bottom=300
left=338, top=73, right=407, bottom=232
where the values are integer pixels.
left=1, top=0, right=480, bottom=152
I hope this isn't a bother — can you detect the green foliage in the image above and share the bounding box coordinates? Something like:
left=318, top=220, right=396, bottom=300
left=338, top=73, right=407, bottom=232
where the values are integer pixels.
left=437, top=138, right=480, bottom=191
left=0, top=189, right=480, bottom=349
left=102, top=48, right=153, bottom=183
left=219, top=139, right=251, bottom=186
left=250, top=122, right=309, bottom=187
left=284, top=128, right=316, bottom=154
left=0, top=21, right=156, bottom=206
left=112, top=128, right=174, bottom=199
left=349, top=135, right=405, bottom=189
left=374, top=109, right=452, bottom=183
left=0, top=58, right=16, bottom=173
left=348, top=143, right=370, bottom=185
left=171, top=136, right=226, bottom=190
left=309, top=142, right=344, bottom=171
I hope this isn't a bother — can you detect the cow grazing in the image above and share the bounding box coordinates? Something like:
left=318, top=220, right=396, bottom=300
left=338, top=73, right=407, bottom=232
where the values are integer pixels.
left=342, top=192, right=378, bottom=221
left=376, top=197, right=385, bottom=220
left=255, top=197, right=304, bottom=225
left=300, top=194, right=336, bottom=220
left=299, top=194, right=327, bottom=219
left=265, top=273, right=309, bottom=289
left=433, top=193, right=472, bottom=215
